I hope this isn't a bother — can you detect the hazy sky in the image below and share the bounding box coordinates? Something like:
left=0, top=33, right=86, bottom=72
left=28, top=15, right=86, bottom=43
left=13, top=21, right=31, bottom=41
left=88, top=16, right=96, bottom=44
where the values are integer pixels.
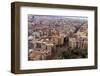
left=28, top=14, right=88, bottom=21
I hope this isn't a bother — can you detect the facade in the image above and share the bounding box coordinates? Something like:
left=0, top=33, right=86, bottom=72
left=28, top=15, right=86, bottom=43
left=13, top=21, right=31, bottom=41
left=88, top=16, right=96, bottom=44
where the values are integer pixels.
left=69, top=38, right=76, bottom=48
left=68, top=36, right=87, bottom=49
left=28, top=51, right=41, bottom=60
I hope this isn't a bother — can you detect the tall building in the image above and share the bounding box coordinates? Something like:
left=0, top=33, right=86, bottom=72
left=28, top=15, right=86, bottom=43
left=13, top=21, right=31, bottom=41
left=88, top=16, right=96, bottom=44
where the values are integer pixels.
left=41, top=42, right=47, bottom=50
left=69, top=38, right=76, bottom=48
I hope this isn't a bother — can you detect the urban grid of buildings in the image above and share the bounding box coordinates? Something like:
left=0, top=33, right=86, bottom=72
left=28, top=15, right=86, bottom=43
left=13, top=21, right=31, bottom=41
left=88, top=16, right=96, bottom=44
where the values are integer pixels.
left=28, top=15, right=88, bottom=60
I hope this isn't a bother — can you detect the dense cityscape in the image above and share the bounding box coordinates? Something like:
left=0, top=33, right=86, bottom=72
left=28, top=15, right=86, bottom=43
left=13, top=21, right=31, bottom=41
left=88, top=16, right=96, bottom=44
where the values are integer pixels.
left=28, top=15, right=88, bottom=61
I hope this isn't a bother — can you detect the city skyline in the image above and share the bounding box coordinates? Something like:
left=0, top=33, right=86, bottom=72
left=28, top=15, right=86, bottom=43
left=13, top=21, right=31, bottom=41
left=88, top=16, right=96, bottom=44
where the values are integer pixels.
left=28, top=15, right=88, bottom=61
